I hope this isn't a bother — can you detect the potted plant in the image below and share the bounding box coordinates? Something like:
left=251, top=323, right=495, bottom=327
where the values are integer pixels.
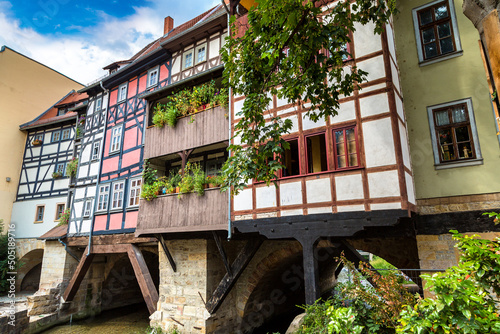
left=32, top=139, right=43, bottom=146
left=141, top=183, right=158, bottom=201
left=58, top=208, right=70, bottom=226
left=66, top=158, right=78, bottom=178
left=192, top=163, right=206, bottom=196
left=165, top=104, right=178, bottom=128
left=52, top=172, right=63, bottom=179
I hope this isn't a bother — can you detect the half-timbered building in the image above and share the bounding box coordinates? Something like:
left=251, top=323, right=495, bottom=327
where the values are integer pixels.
left=12, top=90, right=88, bottom=239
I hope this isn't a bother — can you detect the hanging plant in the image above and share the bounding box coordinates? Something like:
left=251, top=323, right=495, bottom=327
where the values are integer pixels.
left=58, top=208, right=70, bottom=226
left=66, top=158, right=78, bottom=178
left=52, top=172, right=63, bottom=179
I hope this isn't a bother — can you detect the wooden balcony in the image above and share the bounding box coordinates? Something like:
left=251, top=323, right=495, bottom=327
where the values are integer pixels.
left=135, top=188, right=228, bottom=235
left=144, top=106, right=229, bottom=159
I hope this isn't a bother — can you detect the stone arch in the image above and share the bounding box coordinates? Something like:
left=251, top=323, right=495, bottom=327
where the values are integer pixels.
left=17, top=248, right=44, bottom=292
left=234, top=240, right=340, bottom=333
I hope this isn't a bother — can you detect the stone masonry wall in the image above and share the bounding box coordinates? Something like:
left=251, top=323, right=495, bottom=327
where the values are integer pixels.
left=417, top=193, right=500, bottom=215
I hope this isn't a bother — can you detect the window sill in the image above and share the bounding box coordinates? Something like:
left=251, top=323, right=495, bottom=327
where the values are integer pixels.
left=147, top=83, right=158, bottom=90
left=419, top=50, right=463, bottom=67
left=108, top=150, right=120, bottom=156
left=94, top=211, right=107, bottom=216
left=109, top=208, right=123, bottom=214
left=126, top=206, right=139, bottom=211
left=33, top=221, right=43, bottom=224
left=434, top=158, right=483, bottom=170
left=117, top=99, right=126, bottom=105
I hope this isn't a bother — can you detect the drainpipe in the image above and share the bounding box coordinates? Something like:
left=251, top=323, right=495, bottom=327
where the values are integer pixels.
left=58, top=238, right=79, bottom=262
left=226, top=5, right=232, bottom=241
left=87, top=80, right=108, bottom=256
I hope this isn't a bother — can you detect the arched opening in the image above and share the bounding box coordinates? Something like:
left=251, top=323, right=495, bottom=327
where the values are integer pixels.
left=101, top=249, right=159, bottom=311
left=17, top=249, right=44, bottom=293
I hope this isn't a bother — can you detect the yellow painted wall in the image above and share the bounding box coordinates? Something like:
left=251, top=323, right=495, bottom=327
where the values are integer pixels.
left=0, top=46, right=83, bottom=226
left=394, top=0, right=500, bottom=199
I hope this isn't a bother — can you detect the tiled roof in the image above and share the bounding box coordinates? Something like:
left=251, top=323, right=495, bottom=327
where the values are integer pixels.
left=38, top=224, right=67, bottom=240
left=20, top=90, right=88, bottom=130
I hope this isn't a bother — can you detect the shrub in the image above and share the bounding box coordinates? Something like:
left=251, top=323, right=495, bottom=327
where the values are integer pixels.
left=58, top=208, right=70, bottom=226
left=66, top=158, right=78, bottom=177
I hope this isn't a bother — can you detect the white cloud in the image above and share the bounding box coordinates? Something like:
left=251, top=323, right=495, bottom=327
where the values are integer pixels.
left=0, top=0, right=220, bottom=84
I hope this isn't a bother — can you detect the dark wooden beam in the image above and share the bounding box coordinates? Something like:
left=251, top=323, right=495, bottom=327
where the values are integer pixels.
left=91, top=244, right=129, bottom=254
left=67, top=234, right=156, bottom=247
left=414, top=209, right=500, bottom=235
left=300, top=239, right=319, bottom=304
left=212, top=231, right=232, bottom=277
left=63, top=247, right=95, bottom=302
left=157, top=234, right=177, bottom=272
left=127, top=244, right=159, bottom=314
left=206, top=238, right=263, bottom=314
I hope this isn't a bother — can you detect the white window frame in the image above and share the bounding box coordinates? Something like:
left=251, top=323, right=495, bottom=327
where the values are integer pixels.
left=195, top=43, right=207, bottom=65
left=183, top=49, right=194, bottom=70
left=109, top=125, right=123, bottom=154
left=147, top=66, right=159, bottom=88
left=34, top=134, right=44, bottom=141
left=51, top=131, right=61, bottom=142
left=412, top=0, right=462, bottom=66
left=111, top=181, right=125, bottom=210
left=427, top=98, right=482, bottom=169
left=97, top=184, right=110, bottom=212
left=83, top=199, right=93, bottom=217
left=128, top=178, right=142, bottom=207
left=118, top=83, right=128, bottom=103
left=61, top=129, right=70, bottom=140
left=92, top=140, right=101, bottom=161
left=95, top=97, right=102, bottom=111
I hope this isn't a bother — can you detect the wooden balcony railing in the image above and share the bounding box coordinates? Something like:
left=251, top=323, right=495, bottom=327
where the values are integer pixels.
left=144, top=106, right=229, bottom=159
left=135, top=188, right=228, bottom=235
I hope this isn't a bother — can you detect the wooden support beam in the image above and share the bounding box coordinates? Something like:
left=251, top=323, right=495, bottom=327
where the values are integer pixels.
left=212, top=231, right=232, bottom=277
left=127, top=244, right=159, bottom=314
left=157, top=234, right=176, bottom=272
left=63, top=247, right=95, bottom=302
left=91, top=244, right=129, bottom=254
left=206, top=238, right=263, bottom=314
left=67, top=234, right=156, bottom=247
left=300, top=238, right=320, bottom=305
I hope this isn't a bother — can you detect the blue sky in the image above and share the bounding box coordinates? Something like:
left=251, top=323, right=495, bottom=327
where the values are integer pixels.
left=0, top=0, right=220, bottom=84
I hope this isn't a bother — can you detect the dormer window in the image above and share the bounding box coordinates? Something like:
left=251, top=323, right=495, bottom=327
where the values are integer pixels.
left=57, top=108, right=67, bottom=116
left=147, top=66, right=159, bottom=88
left=118, top=83, right=128, bottom=103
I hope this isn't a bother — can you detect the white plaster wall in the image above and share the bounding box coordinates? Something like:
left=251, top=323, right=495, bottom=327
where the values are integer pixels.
left=172, top=54, right=181, bottom=76
left=337, top=204, right=365, bottom=212
left=386, top=21, right=396, bottom=61
left=279, top=182, right=303, bottom=206
left=359, top=93, right=390, bottom=118
left=281, top=209, right=303, bottom=216
left=360, top=83, right=386, bottom=94
left=12, top=196, right=67, bottom=239
left=209, top=38, right=220, bottom=59
left=53, top=178, right=69, bottom=190
left=283, top=115, right=299, bottom=133
left=43, top=144, right=58, bottom=155
left=302, top=112, right=326, bottom=131
left=399, top=121, right=411, bottom=169
left=233, top=189, right=253, bottom=211
left=306, top=178, right=332, bottom=203
left=38, top=181, right=51, bottom=193
left=371, top=202, right=401, bottom=210
left=330, top=100, right=356, bottom=124
left=395, top=94, right=404, bottom=121
left=405, top=172, right=416, bottom=204
left=308, top=207, right=332, bottom=214
left=89, top=162, right=99, bottom=176
left=391, top=61, right=401, bottom=94
left=256, top=186, right=276, bottom=208
left=353, top=21, right=382, bottom=58
left=233, top=99, right=244, bottom=119
left=362, top=118, right=396, bottom=167
left=358, top=55, right=385, bottom=82
left=335, top=174, right=364, bottom=201
left=367, top=170, right=400, bottom=198
left=75, top=188, right=86, bottom=199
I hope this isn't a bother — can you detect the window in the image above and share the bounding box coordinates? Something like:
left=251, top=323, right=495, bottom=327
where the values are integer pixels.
left=147, top=66, right=159, bottom=88
left=195, top=43, right=207, bottom=64
left=281, top=138, right=300, bottom=177
left=57, top=108, right=67, bottom=116
left=109, top=125, right=123, bottom=153
left=333, top=126, right=360, bottom=169
left=95, top=97, right=102, bottom=111
left=412, top=0, right=461, bottom=63
left=128, top=178, right=142, bottom=207
left=61, top=129, right=70, bottom=140
left=51, top=131, right=61, bottom=142
left=305, top=133, right=328, bottom=174
left=92, top=140, right=101, bottom=160
left=97, top=184, right=110, bottom=211
left=35, top=205, right=44, bottom=223
left=183, top=49, right=194, bottom=69
left=55, top=163, right=66, bottom=175
left=118, top=83, right=128, bottom=103
left=55, top=203, right=65, bottom=221
left=83, top=200, right=92, bottom=217
left=111, top=181, right=125, bottom=210
left=427, top=98, right=482, bottom=168
left=34, top=134, right=44, bottom=141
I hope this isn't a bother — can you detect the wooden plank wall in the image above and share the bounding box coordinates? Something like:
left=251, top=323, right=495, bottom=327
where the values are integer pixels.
left=136, top=188, right=228, bottom=235
left=145, top=106, right=229, bottom=159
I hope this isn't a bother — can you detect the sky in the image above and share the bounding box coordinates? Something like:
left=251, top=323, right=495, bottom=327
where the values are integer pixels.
left=0, top=0, right=221, bottom=84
